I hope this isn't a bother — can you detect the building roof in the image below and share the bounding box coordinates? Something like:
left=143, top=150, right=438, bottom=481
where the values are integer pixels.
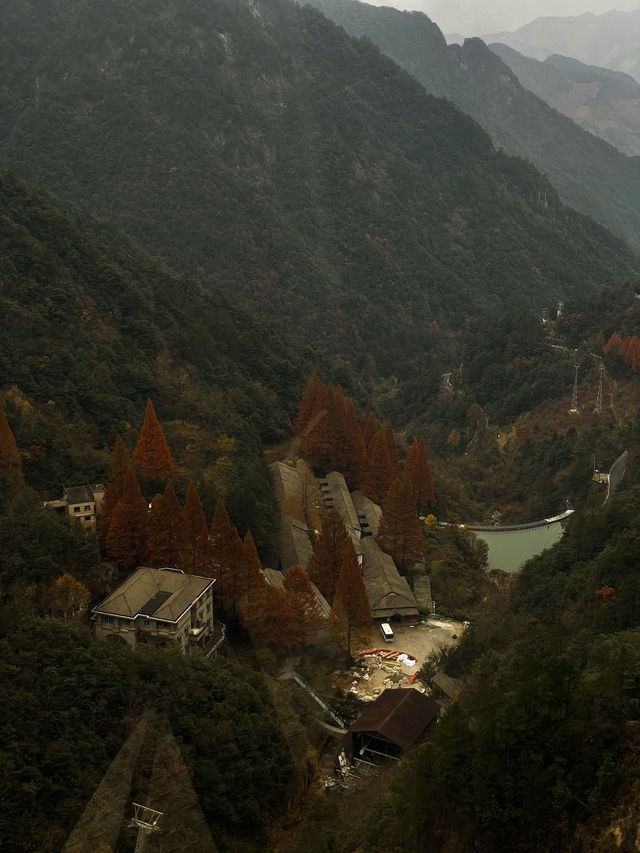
left=432, top=671, right=463, bottom=700
left=319, top=472, right=362, bottom=555
left=275, top=519, right=314, bottom=572
left=65, top=484, right=94, bottom=504
left=351, top=490, right=382, bottom=537
left=361, top=538, right=418, bottom=619
left=344, top=688, right=440, bottom=752
left=270, top=461, right=307, bottom=526
left=93, top=567, right=214, bottom=623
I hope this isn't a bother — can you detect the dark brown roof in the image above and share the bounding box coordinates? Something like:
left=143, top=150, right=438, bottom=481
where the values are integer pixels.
left=346, top=688, right=439, bottom=751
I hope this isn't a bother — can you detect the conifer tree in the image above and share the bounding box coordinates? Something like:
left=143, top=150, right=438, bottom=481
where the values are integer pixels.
left=145, top=481, right=184, bottom=568
left=360, top=427, right=394, bottom=505
left=300, top=386, right=363, bottom=486
left=0, top=401, right=22, bottom=485
left=360, top=405, right=378, bottom=452
left=250, top=585, right=303, bottom=655
left=294, top=373, right=329, bottom=435
left=307, top=508, right=350, bottom=602
left=383, top=421, right=401, bottom=475
left=209, top=500, right=243, bottom=606
left=106, top=467, right=147, bottom=569
left=133, top=398, right=175, bottom=481
left=237, top=531, right=267, bottom=628
left=405, top=436, right=435, bottom=515
left=98, top=436, right=130, bottom=547
left=331, top=539, right=371, bottom=659
left=284, top=564, right=323, bottom=644
left=180, top=481, right=209, bottom=574
left=377, top=475, right=425, bottom=571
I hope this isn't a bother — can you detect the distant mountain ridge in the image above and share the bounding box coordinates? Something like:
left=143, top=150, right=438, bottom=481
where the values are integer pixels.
left=304, top=0, right=640, bottom=252
left=482, top=8, right=640, bottom=82
left=1, top=0, right=637, bottom=386
left=490, top=44, right=640, bottom=157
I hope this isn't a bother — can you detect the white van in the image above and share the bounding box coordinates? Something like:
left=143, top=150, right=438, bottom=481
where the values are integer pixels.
left=380, top=622, right=394, bottom=643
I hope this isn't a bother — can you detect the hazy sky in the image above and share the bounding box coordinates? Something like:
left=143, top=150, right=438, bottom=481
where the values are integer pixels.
left=360, top=1, right=640, bottom=36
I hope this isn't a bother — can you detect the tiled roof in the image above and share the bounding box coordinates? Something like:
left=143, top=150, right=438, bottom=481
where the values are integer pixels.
left=361, top=538, right=419, bottom=618
left=93, top=567, right=213, bottom=623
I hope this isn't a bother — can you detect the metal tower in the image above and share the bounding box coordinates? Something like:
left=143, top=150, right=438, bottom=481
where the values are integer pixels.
left=594, top=363, right=605, bottom=414
left=569, top=364, right=579, bottom=414
left=128, top=803, right=163, bottom=853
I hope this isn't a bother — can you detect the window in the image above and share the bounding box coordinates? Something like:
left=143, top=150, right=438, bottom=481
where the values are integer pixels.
left=84, top=515, right=92, bottom=521
left=143, top=618, right=150, bottom=626
left=101, top=614, right=113, bottom=624
left=73, top=506, right=80, bottom=513
left=84, top=505, right=91, bottom=511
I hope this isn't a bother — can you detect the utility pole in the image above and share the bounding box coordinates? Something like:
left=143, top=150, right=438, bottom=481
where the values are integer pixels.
left=128, top=803, right=163, bottom=853
left=569, top=364, right=579, bottom=414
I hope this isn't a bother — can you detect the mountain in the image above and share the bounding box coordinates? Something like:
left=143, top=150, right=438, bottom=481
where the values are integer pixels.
left=1, top=0, right=637, bottom=389
left=482, top=8, right=640, bottom=82
left=0, top=169, right=325, bottom=541
left=303, top=0, right=640, bottom=253
left=490, top=44, right=640, bottom=157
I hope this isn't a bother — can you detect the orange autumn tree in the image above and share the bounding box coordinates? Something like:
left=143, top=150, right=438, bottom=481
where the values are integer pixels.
left=284, top=564, right=323, bottom=644
left=236, top=531, right=267, bottom=628
left=106, top=467, right=147, bottom=569
left=360, top=404, right=378, bottom=452
left=331, top=538, right=371, bottom=659
left=45, top=573, right=91, bottom=621
left=294, top=373, right=330, bottom=435
left=250, top=584, right=303, bottom=655
left=377, top=474, right=425, bottom=571
left=98, top=436, right=130, bottom=547
left=307, top=508, right=350, bottom=602
left=301, top=386, right=364, bottom=487
left=383, top=421, right=401, bottom=476
left=360, top=427, right=394, bottom=505
left=209, top=500, right=244, bottom=609
left=145, top=481, right=185, bottom=568
left=133, top=399, right=175, bottom=481
left=404, top=436, right=435, bottom=515
left=180, top=481, right=209, bottom=574
left=0, top=400, right=23, bottom=485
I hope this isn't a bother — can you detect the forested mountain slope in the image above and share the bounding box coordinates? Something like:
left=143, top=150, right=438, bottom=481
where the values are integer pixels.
left=0, top=170, right=323, bottom=539
left=305, top=0, right=640, bottom=253
left=1, top=0, right=637, bottom=383
left=490, top=45, right=640, bottom=157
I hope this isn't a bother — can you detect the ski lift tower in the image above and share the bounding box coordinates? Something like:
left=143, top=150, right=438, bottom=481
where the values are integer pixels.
left=128, top=803, right=163, bottom=853
left=569, top=364, right=579, bottom=414
left=594, top=362, right=605, bottom=414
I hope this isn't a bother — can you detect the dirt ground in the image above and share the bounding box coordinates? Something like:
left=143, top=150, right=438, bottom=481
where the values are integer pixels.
left=332, top=617, right=465, bottom=701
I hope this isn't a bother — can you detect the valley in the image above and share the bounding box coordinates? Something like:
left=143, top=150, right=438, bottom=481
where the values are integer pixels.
left=3, top=1, right=640, bottom=852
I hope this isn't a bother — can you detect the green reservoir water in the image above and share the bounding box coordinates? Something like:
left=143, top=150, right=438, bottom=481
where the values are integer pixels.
left=472, top=522, right=565, bottom=573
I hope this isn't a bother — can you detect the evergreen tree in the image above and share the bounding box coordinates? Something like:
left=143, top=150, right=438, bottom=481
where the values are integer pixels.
left=133, top=398, right=175, bottom=481
left=307, top=508, right=350, bottom=602
left=360, top=427, right=394, bottom=505
left=331, top=538, right=371, bottom=659
left=98, top=436, right=130, bottom=547
left=145, top=480, right=184, bottom=568
left=284, top=564, right=323, bottom=644
left=405, top=436, right=435, bottom=514
left=294, top=373, right=329, bottom=435
left=180, top=480, right=209, bottom=575
left=0, top=401, right=22, bottom=485
left=377, top=475, right=425, bottom=570
left=105, top=467, right=147, bottom=569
